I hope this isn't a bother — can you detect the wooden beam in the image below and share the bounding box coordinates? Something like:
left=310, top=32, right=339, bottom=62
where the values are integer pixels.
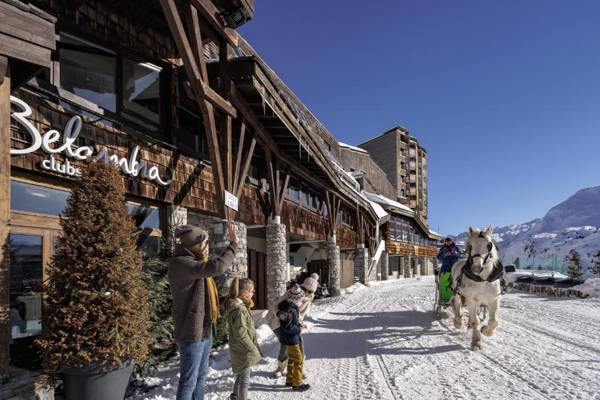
left=202, top=82, right=237, bottom=117
left=185, top=4, right=208, bottom=82
left=160, top=0, right=225, bottom=214
left=236, top=137, right=256, bottom=199
left=277, top=171, right=290, bottom=216
left=0, top=58, right=6, bottom=84
left=233, top=121, right=246, bottom=191
left=0, top=62, right=10, bottom=378
left=191, top=0, right=240, bottom=47
left=184, top=81, right=237, bottom=117
left=230, top=85, right=330, bottom=191
left=225, top=114, right=232, bottom=192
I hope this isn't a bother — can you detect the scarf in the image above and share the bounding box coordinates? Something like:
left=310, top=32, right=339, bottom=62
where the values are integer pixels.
left=206, top=276, right=220, bottom=325
left=242, top=297, right=255, bottom=310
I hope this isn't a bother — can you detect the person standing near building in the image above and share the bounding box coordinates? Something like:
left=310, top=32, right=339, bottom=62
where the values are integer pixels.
left=277, top=286, right=310, bottom=392
left=267, top=274, right=319, bottom=378
left=437, top=236, right=461, bottom=303
left=225, top=278, right=262, bottom=400
left=169, top=224, right=239, bottom=400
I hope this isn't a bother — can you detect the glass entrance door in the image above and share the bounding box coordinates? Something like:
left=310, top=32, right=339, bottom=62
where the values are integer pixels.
left=9, top=234, right=44, bottom=368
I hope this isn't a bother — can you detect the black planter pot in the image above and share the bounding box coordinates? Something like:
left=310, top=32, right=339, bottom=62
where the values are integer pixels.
left=62, top=360, right=134, bottom=400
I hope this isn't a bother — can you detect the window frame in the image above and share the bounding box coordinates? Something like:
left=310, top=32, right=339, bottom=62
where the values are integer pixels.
left=52, top=32, right=170, bottom=140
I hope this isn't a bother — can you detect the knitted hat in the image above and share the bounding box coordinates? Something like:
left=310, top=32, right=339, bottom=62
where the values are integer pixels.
left=174, top=225, right=209, bottom=248
left=310, top=273, right=319, bottom=281
left=301, top=276, right=318, bottom=293
left=287, top=283, right=305, bottom=306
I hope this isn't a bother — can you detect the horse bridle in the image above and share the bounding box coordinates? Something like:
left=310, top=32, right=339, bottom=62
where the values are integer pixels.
left=466, top=231, right=495, bottom=268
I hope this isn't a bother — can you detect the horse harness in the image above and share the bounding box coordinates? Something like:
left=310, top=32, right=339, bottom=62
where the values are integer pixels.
left=453, top=232, right=507, bottom=296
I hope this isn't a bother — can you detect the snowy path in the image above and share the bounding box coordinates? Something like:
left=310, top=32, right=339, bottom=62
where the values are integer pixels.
left=135, top=277, right=600, bottom=400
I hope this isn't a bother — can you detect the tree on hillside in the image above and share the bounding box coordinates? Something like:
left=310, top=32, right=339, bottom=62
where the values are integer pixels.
left=514, top=257, right=521, bottom=268
left=591, top=250, right=600, bottom=277
left=565, top=249, right=584, bottom=279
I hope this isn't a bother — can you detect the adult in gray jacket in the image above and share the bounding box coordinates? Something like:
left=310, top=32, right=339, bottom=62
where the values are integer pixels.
left=169, top=224, right=238, bottom=400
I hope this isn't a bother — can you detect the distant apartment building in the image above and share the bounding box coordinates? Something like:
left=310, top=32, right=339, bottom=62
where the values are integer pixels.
left=358, top=126, right=429, bottom=225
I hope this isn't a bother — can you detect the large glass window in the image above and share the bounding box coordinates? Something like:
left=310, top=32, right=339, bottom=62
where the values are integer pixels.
left=177, top=107, right=207, bottom=159
left=127, top=203, right=161, bottom=256
left=57, top=34, right=165, bottom=137
left=9, top=235, right=43, bottom=339
left=122, top=59, right=161, bottom=127
left=127, top=203, right=160, bottom=230
left=59, top=34, right=117, bottom=112
left=11, top=181, right=70, bottom=217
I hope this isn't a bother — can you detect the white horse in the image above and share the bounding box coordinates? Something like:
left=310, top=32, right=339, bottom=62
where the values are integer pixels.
left=451, top=226, right=504, bottom=349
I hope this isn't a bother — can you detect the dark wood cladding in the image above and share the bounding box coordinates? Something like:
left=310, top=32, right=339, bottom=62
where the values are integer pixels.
left=386, top=239, right=438, bottom=257
left=0, top=2, right=55, bottom=67
left=10, top=90, right=359, bottom=243
left=31, top=0, right=176, bottom=63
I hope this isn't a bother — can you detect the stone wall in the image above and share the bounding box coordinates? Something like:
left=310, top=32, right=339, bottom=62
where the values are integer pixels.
left=354, top=246, right=369, bottom=284
left=380, top=251, right=389, bottom=281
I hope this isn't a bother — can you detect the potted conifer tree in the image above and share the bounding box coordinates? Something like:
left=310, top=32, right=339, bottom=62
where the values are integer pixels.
left=37, top=161, right=150, bottom=400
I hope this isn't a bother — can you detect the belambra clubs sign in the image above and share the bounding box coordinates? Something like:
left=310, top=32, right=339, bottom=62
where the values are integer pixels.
left=9, top=96, right=171, bottom=186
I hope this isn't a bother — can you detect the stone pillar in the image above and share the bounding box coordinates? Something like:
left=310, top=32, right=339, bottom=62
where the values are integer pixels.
left=327, top=234, right=341, bottom=296
left=412, top=257, right=419, bottom=277
left=380, top=251, right=389, bottom=281
left=403, top=256, right=412, bottom=278
left=0, top=61, right=10, bottom=380
left=354, top=245, right=369, bottom=284
left=266, top=217, right=287, bottom=307
left=419, top=256, right=427, bottom=276
left=211, top=221, right=248, bottom=297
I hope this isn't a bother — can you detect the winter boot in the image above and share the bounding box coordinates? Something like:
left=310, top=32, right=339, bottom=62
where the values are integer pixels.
left=292, top=384, right=311, bottom=392
left=272, top=361, right=287, bottom=379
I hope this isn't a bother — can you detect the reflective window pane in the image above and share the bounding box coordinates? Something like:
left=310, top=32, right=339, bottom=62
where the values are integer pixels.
left=59, top=36, right=117, bottom=112
left=122, top=59, right=161, bottom=126
left=9, top=235, right=43, bottom=339
left=11, top=181, right=70, bottom=217
left=127, top=203, right=160, bottom=229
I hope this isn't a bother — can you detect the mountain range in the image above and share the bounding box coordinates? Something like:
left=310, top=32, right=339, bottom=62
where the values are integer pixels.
left=455, top=186, right=600, bottom=275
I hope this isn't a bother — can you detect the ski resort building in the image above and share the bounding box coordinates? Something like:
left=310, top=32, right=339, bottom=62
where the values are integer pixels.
left=0, top=0, right=440, bottom=376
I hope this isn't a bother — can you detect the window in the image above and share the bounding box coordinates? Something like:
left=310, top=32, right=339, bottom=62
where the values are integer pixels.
left=9, top=235, right=43, bottom=339
left=288, top=181, right=300, bottom=202
left=127, top=203, right=161, bottom=256
left=11, top=181, right=70, bottom=217
left=127, top=203, right=160, bottom=230
left=59, top=34, right=117, bottom=112
left=122, top=59, right=161, bottom=127
left=177, top=107, right=207, bottom=159
left=57, top=34, right=165, bottom=137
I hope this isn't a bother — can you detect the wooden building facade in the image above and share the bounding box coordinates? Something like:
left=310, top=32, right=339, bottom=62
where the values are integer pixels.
left=0, top=0, right=392, bottom=376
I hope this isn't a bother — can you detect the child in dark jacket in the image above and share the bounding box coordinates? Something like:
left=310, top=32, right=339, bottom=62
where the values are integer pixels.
left=277, top=285, right=310, bottom=392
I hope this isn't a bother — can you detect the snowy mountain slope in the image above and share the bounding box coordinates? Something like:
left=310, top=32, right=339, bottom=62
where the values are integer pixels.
left=455, top=186, right=600, bottom=274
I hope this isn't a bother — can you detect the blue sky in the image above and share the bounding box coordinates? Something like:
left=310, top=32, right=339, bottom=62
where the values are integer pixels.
left=239, top=1, right=600, bottom=235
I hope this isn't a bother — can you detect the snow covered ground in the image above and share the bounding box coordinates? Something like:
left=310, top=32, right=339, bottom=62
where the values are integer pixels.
left=133, top=277, right=600, bottom=400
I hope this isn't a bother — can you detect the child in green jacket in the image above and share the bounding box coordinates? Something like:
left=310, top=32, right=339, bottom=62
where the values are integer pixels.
left=225, top=278, right=262, bottom=400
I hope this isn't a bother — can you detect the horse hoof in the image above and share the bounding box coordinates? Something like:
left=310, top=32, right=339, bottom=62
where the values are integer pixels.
left=471, top=342, right=482, bottom=351
left=481, top=326, right=494, bottom=337
left=453, top=319, right=463, bottom=329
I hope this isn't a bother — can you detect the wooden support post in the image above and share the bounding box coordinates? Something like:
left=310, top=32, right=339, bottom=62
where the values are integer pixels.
left=236, top=136, right=256, bottom=199
left=160, top=0, right=226, bottom=216
left=233, top=122, right=245, bottom=190
left=0, top=59, right=11, bottom=380
left=185, top=4, right=208, bottom=82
